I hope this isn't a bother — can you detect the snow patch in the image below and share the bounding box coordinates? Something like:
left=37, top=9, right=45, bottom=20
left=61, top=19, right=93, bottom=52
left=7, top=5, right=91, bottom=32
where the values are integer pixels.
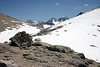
left=0, top=23, right=40, bottom=43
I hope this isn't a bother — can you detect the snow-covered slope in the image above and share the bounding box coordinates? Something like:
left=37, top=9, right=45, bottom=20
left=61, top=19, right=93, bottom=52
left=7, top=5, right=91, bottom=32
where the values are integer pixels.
left=33, top=7, right=100, bottom=62
left=0, top=23, right=40, bottom=43
left=0, top=13, right=40, bottom=43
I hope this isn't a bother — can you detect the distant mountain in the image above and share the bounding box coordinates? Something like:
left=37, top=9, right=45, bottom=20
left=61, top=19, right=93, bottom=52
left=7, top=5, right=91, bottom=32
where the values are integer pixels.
left=45, top=18, right=57, bottom=25
left=26, top=16, right=69, bottom=26
left=26, top=19, right=45, bottom=27
left=58, top=16, right=69, bottom=22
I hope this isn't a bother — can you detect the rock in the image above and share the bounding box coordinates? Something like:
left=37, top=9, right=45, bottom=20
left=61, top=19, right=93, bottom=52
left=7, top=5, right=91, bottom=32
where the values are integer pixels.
left=77, top=12, right=84, bottom=16
left=77, top=53, right=85, bottom=59
left=78, top=64, right=87, bottom=67
left=0, top=60, right=18, bottom=67
left=97, top=25, right=100, bottom=27
left=58, top=16, right=69, bottom=22
left=68, top=59, right=87, bottom=66
left=4, top=41, right=8, bottom=43
left=72, top=53, right=81, bottom=59
left=0, top=62, right=7, bottom=67
left=9, top=31, right=33, bottom=47
left=23, top=53, right=48, bottom=63
left=34, top=38, right=42, bottom=42
left=86, top=59, right=94, bottom=64
left=32, top=42, right=51, bottom=47
left=47, top=45, right=74, bottom=53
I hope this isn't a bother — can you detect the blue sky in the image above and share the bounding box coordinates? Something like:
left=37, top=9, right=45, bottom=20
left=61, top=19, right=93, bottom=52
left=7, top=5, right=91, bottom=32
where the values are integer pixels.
left=0, top=0, right=100, bottom=22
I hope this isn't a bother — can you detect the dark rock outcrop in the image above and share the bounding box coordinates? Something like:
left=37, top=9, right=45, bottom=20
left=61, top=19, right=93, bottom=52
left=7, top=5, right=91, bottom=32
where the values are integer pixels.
left=58, top=16, right=69, bottom=22
left=77, top=12, right=84, bottom=16
left=45, top=18, right=57, bottom=25
left=77, top=53, right=85, bottom=59
left=9, top=31, right=33, bottom=47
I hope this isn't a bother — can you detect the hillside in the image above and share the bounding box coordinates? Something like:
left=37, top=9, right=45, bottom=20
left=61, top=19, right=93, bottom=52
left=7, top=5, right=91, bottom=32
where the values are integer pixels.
left=0, top=13, right=40, bottom=43
left=0, top=31, right=100, bottom=67
left=33, top=7, right=100, bottom=62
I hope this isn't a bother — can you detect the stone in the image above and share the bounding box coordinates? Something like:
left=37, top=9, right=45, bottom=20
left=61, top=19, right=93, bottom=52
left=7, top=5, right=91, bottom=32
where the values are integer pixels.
left=0, top=62, right=7, bottom=67
left=77, top=53, right=85, bottom=59
left=34, top=38, right=41, bottom=42
left=47, top=45, right=74, bottom=53
left=72, top=53, right=81, bottom=59
left=23, top=53, right=48, bottom=63
left=68, top=59, right=87, bottom=66
left=78, top=64, right=87, bottom=67
left=9, top=31, right=33, bottom=47
left=32, top=42, right=51, bottom=47
left=4, top=41, right=8, bottom=43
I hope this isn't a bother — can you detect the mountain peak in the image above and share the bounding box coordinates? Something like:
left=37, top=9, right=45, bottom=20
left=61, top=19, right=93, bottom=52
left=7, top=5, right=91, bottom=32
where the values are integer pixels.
left=58, top=16, right=69, bottom=22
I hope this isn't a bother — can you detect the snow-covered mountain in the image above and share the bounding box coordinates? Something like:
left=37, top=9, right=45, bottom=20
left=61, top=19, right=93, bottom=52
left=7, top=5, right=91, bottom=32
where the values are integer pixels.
left=0, top=6, right=100, bottom=62
left=26, top=16, right=69, bottom=27
left=0, top=13, right=40, bottom=43
left=33, top=7, right=100, bottom=62
left=26, top=19, right=44, bottom=27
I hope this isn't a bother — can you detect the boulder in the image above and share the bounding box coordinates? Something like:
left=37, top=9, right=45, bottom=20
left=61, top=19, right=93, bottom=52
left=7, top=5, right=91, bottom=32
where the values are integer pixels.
left=72, top=53, right=81, bottom=59
left=9, top=31, right=33, bottom=47
left=47, top=45, right=74, bottom=53
left=68, top=59, right=87, bottom=67
left=77, top=53, right=85, bottom=59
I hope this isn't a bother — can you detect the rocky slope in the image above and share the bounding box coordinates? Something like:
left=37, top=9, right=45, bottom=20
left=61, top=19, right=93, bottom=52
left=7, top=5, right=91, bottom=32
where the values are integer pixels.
left=0, top=13, right=40, bottom=43
left=0, top=13, right=23, bottom=32
left=0, top=31, right=100, bottom=67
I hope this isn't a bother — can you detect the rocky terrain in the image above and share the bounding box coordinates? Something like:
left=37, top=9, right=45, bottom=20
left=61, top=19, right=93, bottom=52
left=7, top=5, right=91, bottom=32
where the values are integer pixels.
left=0, top=31, right=100, bottom=67
left=0, top=13, right=23, bottom=32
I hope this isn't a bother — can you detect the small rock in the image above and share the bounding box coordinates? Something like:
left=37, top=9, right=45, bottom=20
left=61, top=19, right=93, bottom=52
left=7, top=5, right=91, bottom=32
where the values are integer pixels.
left=86, top=59, right=94, bottom=64
left=78, top=64, right=87, bottom=67
left=72, top=53, right=81, bottom=59
left=23, top=54, right=48, bottom=63
left=34, top=38, right=42, bottom=42
left=4, top=41, right=8, bottom=43
left=32, top=42, right=51, bottom=47
left=77, top=53, right=85, bottom=59
left=68, top=59, right=87, bottom=66
left=97, top=25, right=100, bottom=27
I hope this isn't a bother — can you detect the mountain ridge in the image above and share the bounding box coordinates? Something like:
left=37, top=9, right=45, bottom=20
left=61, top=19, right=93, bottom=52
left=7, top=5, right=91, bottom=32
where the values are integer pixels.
left=26, top=16, right=69, bottom=27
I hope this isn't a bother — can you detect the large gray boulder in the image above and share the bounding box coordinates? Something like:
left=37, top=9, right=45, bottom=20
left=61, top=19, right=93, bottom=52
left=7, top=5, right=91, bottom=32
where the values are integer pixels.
left=47, top=45, right=74, bottom=53
left=9, top=31, right=33, bottom=47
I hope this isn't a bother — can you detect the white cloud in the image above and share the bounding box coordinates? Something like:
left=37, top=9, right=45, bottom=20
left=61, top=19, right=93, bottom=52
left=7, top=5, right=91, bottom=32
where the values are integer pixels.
left=84, top=4, right=88, bottom=7
left=56, top=2, right=59, bottom=6
left=74, top=5, right=81, bottom=10
left=74, top=7, right=77, bottom=9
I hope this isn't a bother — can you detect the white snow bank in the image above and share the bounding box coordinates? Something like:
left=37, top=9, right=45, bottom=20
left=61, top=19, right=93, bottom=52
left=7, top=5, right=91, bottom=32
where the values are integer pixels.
left=0, top=23, right=40, bottom=43
left=33, top=8, right=100, bottom=62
